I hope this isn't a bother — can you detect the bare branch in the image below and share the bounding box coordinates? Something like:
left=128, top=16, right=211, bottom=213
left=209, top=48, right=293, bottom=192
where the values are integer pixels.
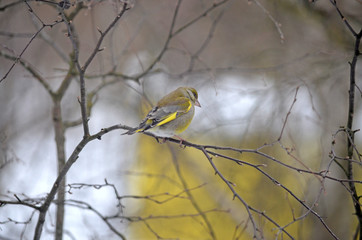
left=63, top=199, right=126, bottom=240
left=187, top=6, right=226, bottom=74
left=170, top=146, right=217, bottom=240
left=33, top=124, right=129, bottom=240
left=329, top=0, right=358, bottom=37
left=0, top=0, right=63, bottom=83
left=249, top=0, right=285, bottom=42
left=199, top=147, right=261, bottom=239
left=134, top=0, right=183, bottom=80
left=172, top=0, right=230, bottom=37
left=0, top=51, right=54, bottom=95
left=278, top=87, right=299, bottom=141
left=60, top=2, right=129, bottom=137
left=328, top=2, right=362, bottom=238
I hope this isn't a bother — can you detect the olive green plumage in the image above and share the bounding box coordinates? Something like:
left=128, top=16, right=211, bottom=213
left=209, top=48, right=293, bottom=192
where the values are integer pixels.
left=124, top=87, right=201, bottom=138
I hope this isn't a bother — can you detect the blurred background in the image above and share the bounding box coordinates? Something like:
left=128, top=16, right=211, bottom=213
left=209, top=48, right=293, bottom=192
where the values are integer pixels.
left=0, top=0, right=361, bottom=239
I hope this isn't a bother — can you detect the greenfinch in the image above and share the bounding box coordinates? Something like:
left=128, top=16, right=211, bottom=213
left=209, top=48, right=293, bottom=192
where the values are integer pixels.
left=123, top=87, right=201, bottom=138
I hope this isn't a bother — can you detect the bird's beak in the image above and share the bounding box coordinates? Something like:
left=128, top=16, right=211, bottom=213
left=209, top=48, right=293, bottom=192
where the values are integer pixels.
left=195, top=99, right=201, bottom=107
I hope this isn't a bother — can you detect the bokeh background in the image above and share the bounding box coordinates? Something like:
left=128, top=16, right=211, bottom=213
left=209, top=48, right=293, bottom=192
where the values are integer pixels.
left=0, top=0, right=361, bottom=239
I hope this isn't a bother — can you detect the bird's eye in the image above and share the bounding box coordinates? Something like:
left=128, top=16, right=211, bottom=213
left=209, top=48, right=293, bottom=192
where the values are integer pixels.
left=190, top=89, right=198, bottom=100
left=187, top=89, right=197, bottom=100
left=192, top=90, right=198, bottom=99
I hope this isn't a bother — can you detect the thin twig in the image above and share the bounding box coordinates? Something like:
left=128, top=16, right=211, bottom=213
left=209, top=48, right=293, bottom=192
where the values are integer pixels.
left=135, top=0, right=182, bottom=80
left=60, top=3, right=129, bottom=137
left=0, top=51, right=54, bottom=95
left=170, top=146, right=217, bottom=240
left=278, top=87, right=299, bottom=141
left=328, top=1, right=362, bottom=239
left=0, top=0, right=63, bottom=83
left=250, top=0, right=285, bottom=42
left=32, top=124, right=128, bottom=240
left=199, top=148, right=261, bottom=239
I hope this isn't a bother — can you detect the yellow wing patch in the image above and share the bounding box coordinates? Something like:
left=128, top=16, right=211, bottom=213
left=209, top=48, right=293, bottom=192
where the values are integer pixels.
left=156, top=112, right=178, bottom=127
left=156, top=99, right=192, bottom=127
left=185, top=100, right=192, bottom=112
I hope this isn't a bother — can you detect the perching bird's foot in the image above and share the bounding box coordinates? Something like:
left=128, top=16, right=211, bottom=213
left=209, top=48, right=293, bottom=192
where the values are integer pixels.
left=174, top=135, right=186, bottom=148
left=155, top=137, right=167, bottom=144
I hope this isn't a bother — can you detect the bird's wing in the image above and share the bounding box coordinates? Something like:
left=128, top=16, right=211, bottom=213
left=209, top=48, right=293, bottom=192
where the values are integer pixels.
left=140, top=97, right=192, bottom=130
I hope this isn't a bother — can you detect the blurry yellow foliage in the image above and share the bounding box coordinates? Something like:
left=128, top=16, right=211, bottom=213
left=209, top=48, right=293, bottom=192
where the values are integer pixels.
left=124, top=132, right=329, bottom=239
left=120, top=97, right=362, bottom=239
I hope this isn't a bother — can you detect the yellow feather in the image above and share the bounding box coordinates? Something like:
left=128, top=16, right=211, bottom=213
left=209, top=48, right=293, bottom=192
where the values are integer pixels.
left=156, top=112, right=178, bottom=127
left=156, top=99, right=192, bottom=127
left=185, top=100, right=192, bottom=112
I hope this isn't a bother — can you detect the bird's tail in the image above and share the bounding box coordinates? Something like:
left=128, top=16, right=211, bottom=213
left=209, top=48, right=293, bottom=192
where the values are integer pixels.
left=121, top=127, right=142, bottom=135
left=121, top=128, right=137, bottom=135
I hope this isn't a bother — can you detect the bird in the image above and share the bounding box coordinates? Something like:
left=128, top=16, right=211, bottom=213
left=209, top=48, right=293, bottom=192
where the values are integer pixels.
left=123, top=87, right=201, bottom=139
